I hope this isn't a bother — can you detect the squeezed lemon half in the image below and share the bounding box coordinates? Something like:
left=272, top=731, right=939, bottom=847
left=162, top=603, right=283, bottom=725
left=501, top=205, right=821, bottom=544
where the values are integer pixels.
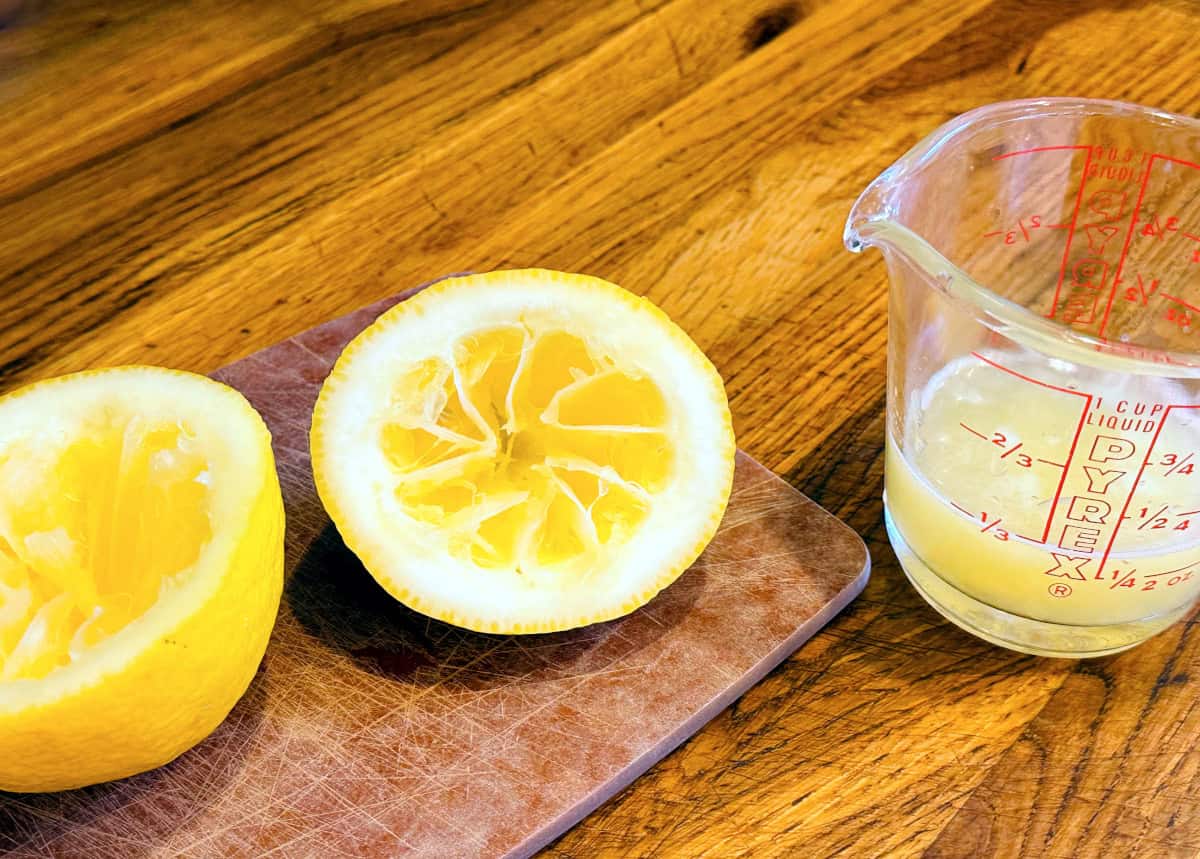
left=0, top=367, right=283, bottom=792
left=311, top=269, right=735, bottom=633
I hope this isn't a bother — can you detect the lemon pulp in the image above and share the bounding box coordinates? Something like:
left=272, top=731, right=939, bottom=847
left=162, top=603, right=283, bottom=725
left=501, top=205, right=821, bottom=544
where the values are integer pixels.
left=383, top=326, right=669, bottom=572
left=312, top=269, right=736, bottom=634
left=0, top=412, right=213, bottom=680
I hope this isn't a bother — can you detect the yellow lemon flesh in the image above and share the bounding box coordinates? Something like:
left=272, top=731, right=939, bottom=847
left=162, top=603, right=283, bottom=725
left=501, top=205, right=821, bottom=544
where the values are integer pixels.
left=0, top=367, right=283, bottom=792
left=311, top=269, right=735, bottom=633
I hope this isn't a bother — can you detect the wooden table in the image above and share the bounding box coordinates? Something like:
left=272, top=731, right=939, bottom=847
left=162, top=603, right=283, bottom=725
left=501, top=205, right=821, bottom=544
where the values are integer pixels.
left=3, top=1, right=1200, bottom=855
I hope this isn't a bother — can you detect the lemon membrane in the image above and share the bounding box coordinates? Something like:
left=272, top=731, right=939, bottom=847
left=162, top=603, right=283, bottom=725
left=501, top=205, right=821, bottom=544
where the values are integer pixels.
left=0, top=408, right=213, bottom=681
left=312, top=270, right=735, bottom=634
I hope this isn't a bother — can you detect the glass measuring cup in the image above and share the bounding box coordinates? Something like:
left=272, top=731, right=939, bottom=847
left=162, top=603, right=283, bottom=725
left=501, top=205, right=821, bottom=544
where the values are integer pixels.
left=845, top=98, right=1200, bottom=657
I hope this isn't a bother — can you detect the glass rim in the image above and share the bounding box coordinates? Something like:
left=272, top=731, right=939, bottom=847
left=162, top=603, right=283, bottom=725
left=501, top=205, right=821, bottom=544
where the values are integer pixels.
left=846, top=97, right=1200, bottom=377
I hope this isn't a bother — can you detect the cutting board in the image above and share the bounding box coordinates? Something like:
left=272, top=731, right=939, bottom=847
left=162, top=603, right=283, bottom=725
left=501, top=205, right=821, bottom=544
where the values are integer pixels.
left=0, top=286, right=869, bottom=858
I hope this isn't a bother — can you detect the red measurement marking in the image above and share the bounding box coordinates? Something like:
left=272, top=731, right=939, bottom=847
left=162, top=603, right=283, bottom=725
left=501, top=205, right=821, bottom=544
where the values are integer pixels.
left=999, top=442, right=1024, bottom=459
left=1139, top=214, right=1168, bottom=240
left=1163, top=293, right=1200, bottom=314
left=1045, top=222, right=1071, bottom=230
left=1166, top=452, right=1195, bottom=476
left=1178, top=509, right=1200, bottom=517
left=1183, top=232, right=1200, bottom=243
left=1043, top=403, right=1093, bottom=543
left=958, top=422, right=987, bottom=440
left=1146, top=561, right=1200, bottom=579
left=1036, top=458, right=1065, bottom=468
left=985, top=218, right=1038, bottom=243
left=1130, top=272, right=1161, bottom=306
left=980, top=517, right=1003, bottom=534
left=966, top=352, right=1093, bottom=544
left=1155, top=154, right=1200, bottom=172
left=969, top=352, right=1092, bottom=398
left=1049, top=148, right=1094, bottom=319
left=1099, top=155, right=1157, bottom=340
left=993, top=145, right=1090, bottom=161
left=1109, top=568, right=1139, bottom=590
left=1098, top=407, right=1173, bottom=577
left=1138, top=505, right=1170, bottom=530
left=950, top=501, right=972, bottom=517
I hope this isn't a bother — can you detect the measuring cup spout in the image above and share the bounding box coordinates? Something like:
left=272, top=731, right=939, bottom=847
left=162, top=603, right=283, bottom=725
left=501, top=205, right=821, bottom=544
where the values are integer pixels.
left=842, top=155, right=955, bottom=293
left=842, top=156, right=947, bottom=280
left=843, top=167, right=900, bottom=254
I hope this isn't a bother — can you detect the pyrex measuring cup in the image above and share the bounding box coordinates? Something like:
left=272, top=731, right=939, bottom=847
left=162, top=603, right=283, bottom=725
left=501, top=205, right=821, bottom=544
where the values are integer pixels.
left=845, top=99, right=1200, bottom=657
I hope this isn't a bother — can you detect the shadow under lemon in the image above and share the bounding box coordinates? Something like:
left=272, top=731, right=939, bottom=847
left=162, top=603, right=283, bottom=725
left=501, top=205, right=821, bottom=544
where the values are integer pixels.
left=286, top=521, right=706, bottom=691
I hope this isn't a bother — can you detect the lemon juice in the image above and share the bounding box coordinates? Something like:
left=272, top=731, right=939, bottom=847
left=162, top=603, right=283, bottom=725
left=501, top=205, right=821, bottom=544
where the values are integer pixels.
left=885, top=351, right=1200, bottom=656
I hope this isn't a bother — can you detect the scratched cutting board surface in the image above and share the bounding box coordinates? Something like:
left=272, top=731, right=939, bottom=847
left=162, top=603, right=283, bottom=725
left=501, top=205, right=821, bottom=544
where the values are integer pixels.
left=0, top=287, right=869, bottom=859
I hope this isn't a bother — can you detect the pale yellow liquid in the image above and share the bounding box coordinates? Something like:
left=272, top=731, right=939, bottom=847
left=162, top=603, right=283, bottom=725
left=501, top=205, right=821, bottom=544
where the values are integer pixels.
left=887, top=352, right=1200, bottom=651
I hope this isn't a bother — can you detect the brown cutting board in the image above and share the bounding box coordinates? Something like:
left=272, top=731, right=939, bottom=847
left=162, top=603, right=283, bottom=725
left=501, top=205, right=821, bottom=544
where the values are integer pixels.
left=0, top=286, right=870, bottom=858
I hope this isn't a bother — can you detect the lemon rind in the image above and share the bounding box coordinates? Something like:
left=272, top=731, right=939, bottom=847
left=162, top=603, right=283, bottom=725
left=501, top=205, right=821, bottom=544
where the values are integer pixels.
left=311, top=269, right=736, bottom=634
left=0, top=367, right=279, bottom=714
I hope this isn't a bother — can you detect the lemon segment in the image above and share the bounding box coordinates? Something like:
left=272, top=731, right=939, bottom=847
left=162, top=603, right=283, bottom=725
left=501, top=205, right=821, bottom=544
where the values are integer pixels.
left=0, top=367, right=283, bottom=793
left=311, top=269, right=735, bottom=634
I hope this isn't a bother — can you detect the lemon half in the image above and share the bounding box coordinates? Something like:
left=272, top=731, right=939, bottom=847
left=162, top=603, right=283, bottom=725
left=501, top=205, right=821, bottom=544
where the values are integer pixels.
left=0, top=367, right=283, bottom=792
left=311, top=269, right=735, bottom=633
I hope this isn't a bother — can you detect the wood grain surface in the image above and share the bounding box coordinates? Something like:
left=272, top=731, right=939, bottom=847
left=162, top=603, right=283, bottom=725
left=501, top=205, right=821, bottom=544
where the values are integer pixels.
left=3, top=0, right=1200, bottom=856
